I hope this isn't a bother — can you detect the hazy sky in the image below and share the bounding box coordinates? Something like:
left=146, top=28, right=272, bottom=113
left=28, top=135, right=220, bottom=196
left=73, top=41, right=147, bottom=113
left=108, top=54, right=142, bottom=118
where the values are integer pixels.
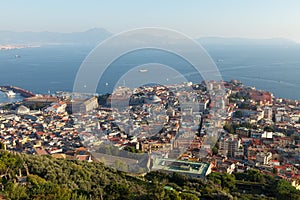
left=1, top=0, right=300, bottom=41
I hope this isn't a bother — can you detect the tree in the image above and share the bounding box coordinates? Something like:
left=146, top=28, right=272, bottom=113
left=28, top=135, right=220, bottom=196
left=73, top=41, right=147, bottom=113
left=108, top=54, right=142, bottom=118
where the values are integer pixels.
left=164, top=189, right=181, bottom=200
left=224, top=123, right=234, bottom=134
left=235, top=110, right=243, bottom=118
left=0, top=142, right=5, bottom=150
left=212, top=146, right=218, bottom=155
left=105, top=183, right=129, bottom=200
left=4, top=183, right=29, bottom=200
left=1, top=150, right=300, bottom=199
left=276, top=179, right=300, bottom=199
left=180, top=192, right=199, bottom=200
left=264, top=126, right=274, bottom=132
left=208, top=172, right=236, bottom=191
left=220, top=173, right=236, bottom=191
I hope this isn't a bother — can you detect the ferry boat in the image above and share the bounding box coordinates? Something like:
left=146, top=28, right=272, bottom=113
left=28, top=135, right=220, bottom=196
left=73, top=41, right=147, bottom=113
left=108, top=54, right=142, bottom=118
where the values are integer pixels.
left=139, top=69, right=148, bottom=73
left=5, top=90, right=16, bottom=98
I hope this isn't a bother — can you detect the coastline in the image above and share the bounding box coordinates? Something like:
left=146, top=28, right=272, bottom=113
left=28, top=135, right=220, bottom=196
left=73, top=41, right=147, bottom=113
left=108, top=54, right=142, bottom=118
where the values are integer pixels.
left=0, top=44, right=40, bottom=50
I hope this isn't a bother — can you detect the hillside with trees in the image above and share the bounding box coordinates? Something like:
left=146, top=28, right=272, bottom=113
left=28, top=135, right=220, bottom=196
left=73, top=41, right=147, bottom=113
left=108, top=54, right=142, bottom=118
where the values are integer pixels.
left=0, top=150, right=299, bottom=200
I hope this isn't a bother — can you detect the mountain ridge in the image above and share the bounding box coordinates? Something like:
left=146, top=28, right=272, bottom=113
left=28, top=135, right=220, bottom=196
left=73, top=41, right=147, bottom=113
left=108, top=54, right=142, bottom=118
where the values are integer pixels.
left=0, top=28, right=112, bottom=45
left=197, top=36, right=297, bottom=46
left=0, top=28, right=298, bottom=46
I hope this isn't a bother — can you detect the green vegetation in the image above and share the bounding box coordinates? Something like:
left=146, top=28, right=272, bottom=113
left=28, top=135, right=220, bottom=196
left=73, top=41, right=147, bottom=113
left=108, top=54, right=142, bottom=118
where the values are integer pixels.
left=0, top=150, right=299, bottom=199
left=229, top=92, right=249, bottom=102
left=211, top=142, right=219, bottom=155
left=263, top=126, right=274, bottom=132
left=208, top=170, right=300, bottom=200
left=223, top=122, right=257, bottom=134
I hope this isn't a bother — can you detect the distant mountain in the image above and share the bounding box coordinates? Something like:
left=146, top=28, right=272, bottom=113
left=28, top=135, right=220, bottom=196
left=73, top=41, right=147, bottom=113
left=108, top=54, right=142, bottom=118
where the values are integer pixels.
left=197, top=37, right=297, bottom=46
left=0, top=28, right=112, bottom=45
left=0, top=28, right=298, bottom=46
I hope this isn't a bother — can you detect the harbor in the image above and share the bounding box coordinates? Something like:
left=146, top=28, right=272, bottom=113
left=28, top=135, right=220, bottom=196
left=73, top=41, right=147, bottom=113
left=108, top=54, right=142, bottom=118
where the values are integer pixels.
left=0, top=86, right=35, bottom=105
left=0, top=85, right=35, bottom=98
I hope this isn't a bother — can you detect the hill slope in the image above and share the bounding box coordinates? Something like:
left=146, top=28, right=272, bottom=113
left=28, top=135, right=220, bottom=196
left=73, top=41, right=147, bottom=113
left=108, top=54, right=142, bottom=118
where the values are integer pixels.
left=0, top=150, right=299, bottom=199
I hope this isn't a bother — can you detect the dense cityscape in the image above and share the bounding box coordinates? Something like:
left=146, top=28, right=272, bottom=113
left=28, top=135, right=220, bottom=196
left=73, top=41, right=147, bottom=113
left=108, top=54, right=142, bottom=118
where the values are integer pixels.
left=2, top=0, right=300, bottom=199
left=0, top=79, right=299, bottom=199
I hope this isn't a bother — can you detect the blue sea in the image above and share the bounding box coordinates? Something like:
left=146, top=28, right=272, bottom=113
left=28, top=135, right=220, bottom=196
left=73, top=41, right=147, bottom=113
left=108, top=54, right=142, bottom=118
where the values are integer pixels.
left=0, top=44, right=300, bottom=102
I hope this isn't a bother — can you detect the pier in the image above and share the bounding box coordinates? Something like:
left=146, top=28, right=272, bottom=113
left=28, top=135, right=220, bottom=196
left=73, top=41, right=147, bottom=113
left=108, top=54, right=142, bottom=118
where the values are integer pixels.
left=0, top=86, right=35, bottom=98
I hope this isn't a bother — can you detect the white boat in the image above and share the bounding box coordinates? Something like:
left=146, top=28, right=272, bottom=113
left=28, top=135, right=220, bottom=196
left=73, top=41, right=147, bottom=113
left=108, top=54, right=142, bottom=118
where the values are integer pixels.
left=5, top=90, right=16, bottom=98
left=139, top=69, right=148, bottom=73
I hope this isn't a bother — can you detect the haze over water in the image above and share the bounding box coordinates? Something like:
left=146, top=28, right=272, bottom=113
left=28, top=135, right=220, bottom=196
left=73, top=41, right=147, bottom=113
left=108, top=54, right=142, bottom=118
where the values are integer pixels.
left=0, top=44, right=300, bottom=102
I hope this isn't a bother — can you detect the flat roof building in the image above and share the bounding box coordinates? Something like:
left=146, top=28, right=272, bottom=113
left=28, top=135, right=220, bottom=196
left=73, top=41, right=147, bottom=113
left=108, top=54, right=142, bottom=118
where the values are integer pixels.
left=152, top=158, right=212, bottom=178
